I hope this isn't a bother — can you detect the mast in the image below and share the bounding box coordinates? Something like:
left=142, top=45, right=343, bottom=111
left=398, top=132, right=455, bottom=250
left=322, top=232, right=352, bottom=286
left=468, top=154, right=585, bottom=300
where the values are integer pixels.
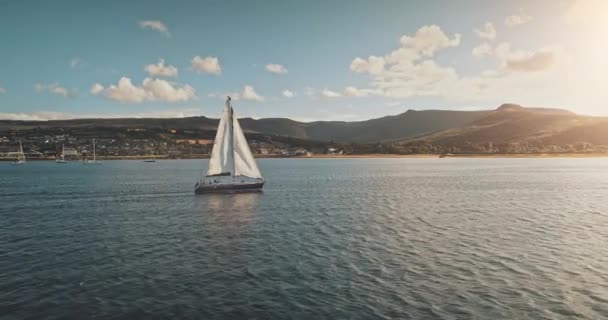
left=227, top=97, right=236, bottom=178
left=92, top=139, right=96, bottom=161
left=19, top=141, right=24, bottom=161
left=62, top=144, right=65, bottom=161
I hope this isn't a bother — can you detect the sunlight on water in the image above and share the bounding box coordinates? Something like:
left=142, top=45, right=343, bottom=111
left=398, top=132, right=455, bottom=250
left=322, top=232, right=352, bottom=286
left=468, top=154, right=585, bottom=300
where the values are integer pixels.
left=1, top=159, right=608, bottom=319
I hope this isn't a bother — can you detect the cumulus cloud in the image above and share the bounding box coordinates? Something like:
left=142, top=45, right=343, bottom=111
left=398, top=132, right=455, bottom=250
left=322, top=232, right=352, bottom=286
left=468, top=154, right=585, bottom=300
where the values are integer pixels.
left=474, top=22, right=496, bottom=40
left=240, top=85, right=264, bottom=101
left=472, top=43, right=493, bottom=58
left=349, top=25, right=463, bottom=99
left=35, top=83, right=75, bottom=98
left=191, top=56, right=221, bottom=75
left=350, top=56, right=386, bottom=75
left=145, top=59, right=178, bottom=77
left=95, top=77, right=196, bottom=103
left=321, top=89, right=341, bottom=98
left=505, top=13, right=532, bottom=27
left=139, top=20, right=170, bottom=37
left=90, top=83, right=104, bottom=95
left=398, top=25, right=461, bottom=56
left=349, top=24, right=559, bottom=101
left=265, top=63, right=288, bottom=74
left=494, top=42, right=555, bottom=72
left=505, top=52, right=554, bottom=72
left=282, top=90, right=294, bottom=98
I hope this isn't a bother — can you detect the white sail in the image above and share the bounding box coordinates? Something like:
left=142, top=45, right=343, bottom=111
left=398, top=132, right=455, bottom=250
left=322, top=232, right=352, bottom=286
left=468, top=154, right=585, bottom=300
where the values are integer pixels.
left=207, top=99, right=235, bottom=176
left=18, top=141, right=25, bottom=161
left=233, top=112, right=262, bottom=178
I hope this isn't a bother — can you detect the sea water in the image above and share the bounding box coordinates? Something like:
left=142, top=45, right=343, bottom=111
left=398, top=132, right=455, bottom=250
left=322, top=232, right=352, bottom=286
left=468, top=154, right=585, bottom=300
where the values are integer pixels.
left=2, top=158, right=608, bottom=319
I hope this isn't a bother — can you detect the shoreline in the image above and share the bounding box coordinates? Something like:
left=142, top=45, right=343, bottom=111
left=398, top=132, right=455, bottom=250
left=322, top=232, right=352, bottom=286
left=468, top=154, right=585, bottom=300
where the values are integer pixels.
left=3, top=153, right=608, bottom=161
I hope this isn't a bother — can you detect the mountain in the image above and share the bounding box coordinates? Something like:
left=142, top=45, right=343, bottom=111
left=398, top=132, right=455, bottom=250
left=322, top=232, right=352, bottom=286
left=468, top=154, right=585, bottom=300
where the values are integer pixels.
left=397, top=104, right=608, bottom=153
left=0, top=109, right=491, bottom=143
left=4, top=104, right=606, bottom=154
left=239, top=109, right=490, bottom=142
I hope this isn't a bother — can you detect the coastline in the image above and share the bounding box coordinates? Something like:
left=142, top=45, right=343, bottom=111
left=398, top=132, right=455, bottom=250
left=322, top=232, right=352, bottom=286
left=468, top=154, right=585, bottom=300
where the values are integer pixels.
left=3, top=153, right=608, bottom=161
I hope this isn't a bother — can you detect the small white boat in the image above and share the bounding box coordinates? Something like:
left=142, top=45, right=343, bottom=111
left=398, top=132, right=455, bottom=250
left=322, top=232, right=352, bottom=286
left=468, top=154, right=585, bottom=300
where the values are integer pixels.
left=10, top=141, right=26, bottom=165
left=83, top=139, right=102, bottom=165
left=56, top=144, right=68, bottom=163
left=195, top=97, right=264, bottom=194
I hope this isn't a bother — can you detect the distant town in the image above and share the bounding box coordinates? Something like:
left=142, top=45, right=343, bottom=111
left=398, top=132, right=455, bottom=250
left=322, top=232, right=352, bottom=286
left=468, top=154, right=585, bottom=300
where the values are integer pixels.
left=0, top=127, right=346, bottom=161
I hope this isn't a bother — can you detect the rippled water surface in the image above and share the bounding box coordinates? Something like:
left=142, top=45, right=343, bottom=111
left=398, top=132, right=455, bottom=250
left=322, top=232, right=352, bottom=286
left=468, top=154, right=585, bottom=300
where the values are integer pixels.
left=2, top=158, right=608, bottom=319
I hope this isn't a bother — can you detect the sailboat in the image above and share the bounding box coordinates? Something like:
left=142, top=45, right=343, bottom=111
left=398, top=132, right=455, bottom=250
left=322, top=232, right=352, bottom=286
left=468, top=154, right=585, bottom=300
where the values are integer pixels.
left=83, top=139, right=102, bottom=165
left=56, top=144, right=68, bottom=163
left=11, top=141, right=26, bottom=165
left=195, top=97, right=264, bottom=194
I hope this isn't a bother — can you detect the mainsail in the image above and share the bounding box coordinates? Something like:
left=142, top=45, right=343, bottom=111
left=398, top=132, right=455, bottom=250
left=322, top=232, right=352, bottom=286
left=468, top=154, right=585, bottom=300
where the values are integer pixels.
left=207, top=100, right=235, bottom=176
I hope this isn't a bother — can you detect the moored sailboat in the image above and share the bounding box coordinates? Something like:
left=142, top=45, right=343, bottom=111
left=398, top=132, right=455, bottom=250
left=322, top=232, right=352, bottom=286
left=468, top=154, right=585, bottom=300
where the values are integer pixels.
left=11, top=141, right=26, bottom=165
left=83, top=139, right=102, bottom=165
left=56, top=144, right=68, bottom=163
left=195, top=97, right=264, bottom=194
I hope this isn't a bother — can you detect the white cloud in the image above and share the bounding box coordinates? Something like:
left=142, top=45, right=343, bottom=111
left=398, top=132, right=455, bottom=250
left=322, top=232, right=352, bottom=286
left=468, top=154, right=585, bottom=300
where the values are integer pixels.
left=398, top=25, right=461, bottom=56
left=0, top=111, right=71, bottom=121
left=343, top=86, right=379, bottom=97
left=282, top=90, right=294, bottom=98
left=321, top=89, right=341, bottom=98
left=90, top=83, right=104, bottom=95
left=474, top=22, right=496, bottom=41
left=223, top=86, right=264, bottom=101
left=349, top=24, right=560, bottom=101
left=97, top=77, right=196, bottom=103
left=265, top=63, right=288, bottom=74
left=145, top=59, right=178, bottom=77
left=0, top=109, right=203, bottom=121
left=191, top=56, right=221, bottom=75
left=349, top=25, right=463, bottom=99
left=139, top=20, right=170, bottom=37
left=69, top=57, right=84, bottom=68
left=472, top=43, right=493, bottom=58
left=240, top=85, right=264, bottom=101
left=505, top=13, right=532, bottom=27
left=350, top=56, right=386, bottom=75
left=494, top=42, right=555, bottom=72
left=0, top=87, right=5, bottom=94
left=35, top=83, right=75, bottom=98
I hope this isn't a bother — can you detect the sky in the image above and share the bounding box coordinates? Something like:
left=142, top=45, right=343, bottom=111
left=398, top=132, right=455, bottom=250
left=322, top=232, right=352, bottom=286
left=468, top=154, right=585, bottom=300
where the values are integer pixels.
left=0, top=0, right=606, bottom=121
